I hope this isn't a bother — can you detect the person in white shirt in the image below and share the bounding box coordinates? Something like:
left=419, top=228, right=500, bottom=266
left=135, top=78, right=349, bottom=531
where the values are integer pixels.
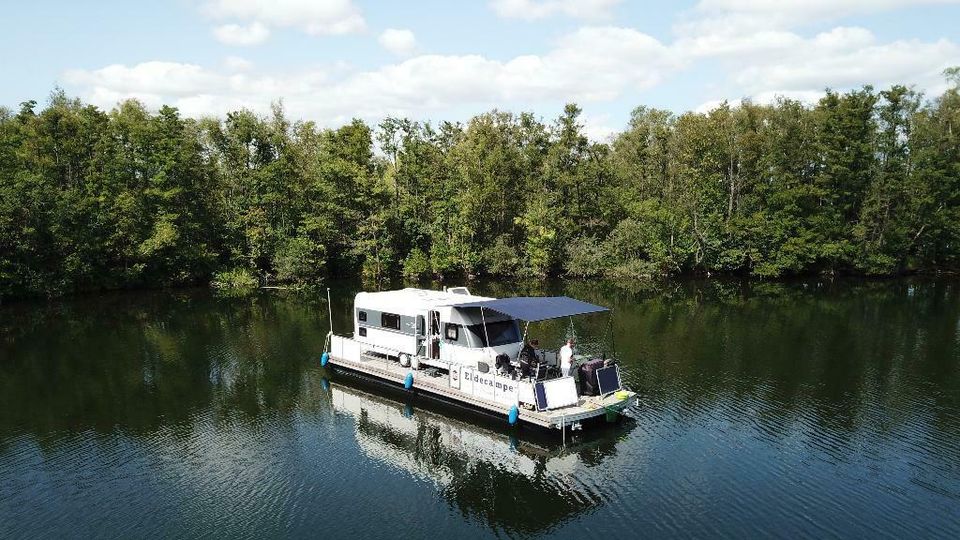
left=559, top=338, right=575, bottom=377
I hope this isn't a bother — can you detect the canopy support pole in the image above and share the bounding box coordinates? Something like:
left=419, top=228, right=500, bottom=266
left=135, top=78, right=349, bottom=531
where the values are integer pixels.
left=480, top=307, right=491, bottom=349
left=515, top=320, right=530, bottom=363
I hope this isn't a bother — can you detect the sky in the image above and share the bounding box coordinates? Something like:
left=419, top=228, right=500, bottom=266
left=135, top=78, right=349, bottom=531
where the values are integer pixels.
left=2, top=0, right=959, bottom=140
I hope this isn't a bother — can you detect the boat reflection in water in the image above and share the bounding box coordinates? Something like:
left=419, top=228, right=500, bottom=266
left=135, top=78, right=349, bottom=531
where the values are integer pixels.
left=325, top=375, right=636, bottom=535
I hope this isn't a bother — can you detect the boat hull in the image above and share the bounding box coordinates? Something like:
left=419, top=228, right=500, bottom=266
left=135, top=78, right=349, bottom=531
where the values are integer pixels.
left=324, top=349, right=637, bottom=431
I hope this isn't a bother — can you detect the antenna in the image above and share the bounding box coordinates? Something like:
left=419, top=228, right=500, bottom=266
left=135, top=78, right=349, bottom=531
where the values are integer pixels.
left=327, top=287, right=333, bottom=336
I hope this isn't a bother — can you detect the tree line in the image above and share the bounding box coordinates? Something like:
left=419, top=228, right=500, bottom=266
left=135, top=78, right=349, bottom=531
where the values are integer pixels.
left=1, top=73, right=959, bottom=298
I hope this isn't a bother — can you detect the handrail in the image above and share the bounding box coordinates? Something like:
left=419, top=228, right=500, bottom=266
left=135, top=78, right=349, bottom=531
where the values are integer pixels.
left=350, top=336, right=421, bottom=358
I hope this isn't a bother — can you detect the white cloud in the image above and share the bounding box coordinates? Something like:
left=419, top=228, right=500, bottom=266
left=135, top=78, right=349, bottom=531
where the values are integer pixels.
left=734, top=37, right=960, bottom=93
left=673, top=1, right=960, bottom=106
left=696, top=92, right=825, bottom=111
left=203, top=0, right=358, bottom=27
left=693, top=0, right=960, bottom=24
left=224, top=56, right=253, bottom=71
left=64, top=62, right=225, bottom=97
left=490, top=0, right=621, bottom=20
left=63, top=26, right=674, bottom=128
left=60, top=1, right=960, bottom=131
left=694, top=98, right=742, bottom=113
left=580, top=112, right=618, bottom=142
left=202, top=0, right=365, bottom=36
left=378, top=29, right=417, bottom=57
left=212, top=22, right=270, bottom=45
left=673, top=13, right=877, bottom=59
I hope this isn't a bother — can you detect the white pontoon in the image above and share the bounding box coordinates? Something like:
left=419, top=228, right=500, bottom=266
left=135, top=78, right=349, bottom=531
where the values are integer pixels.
left=323, top=287, right=637, bottom=431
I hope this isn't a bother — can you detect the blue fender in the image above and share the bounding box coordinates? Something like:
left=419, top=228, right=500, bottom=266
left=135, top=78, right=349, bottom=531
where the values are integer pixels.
left=404, top=372, right=414, bottom=390
left=320, top=352, right=329, bottom=367
left=508, top=405, right=519, bottom=425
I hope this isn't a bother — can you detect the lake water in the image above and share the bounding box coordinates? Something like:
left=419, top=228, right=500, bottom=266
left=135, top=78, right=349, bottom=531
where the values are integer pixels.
left=1, top=279, right=959, bottom=538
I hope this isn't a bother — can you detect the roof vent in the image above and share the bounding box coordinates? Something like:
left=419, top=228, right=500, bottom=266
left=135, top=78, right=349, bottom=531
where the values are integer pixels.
left=447, top=287, right=471, bottom=295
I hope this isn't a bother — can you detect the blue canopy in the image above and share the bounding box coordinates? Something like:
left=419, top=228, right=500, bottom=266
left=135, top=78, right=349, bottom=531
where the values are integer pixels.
left=451, top=296, right=609, bottom=321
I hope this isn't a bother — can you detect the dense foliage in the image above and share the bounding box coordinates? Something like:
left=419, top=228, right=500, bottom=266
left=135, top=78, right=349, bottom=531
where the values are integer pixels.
left=2, top=76, right=959, bottom=298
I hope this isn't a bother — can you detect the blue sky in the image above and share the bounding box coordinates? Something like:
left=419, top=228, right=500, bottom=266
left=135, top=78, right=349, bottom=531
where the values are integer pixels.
left=2, top=0, right=959, bottom=139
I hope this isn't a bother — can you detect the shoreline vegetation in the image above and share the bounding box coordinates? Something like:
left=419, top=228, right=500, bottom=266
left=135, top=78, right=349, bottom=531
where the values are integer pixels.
left=2, top=71, right=959, bottom=299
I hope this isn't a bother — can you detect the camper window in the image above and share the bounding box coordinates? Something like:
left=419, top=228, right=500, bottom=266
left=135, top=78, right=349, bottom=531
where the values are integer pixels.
left=358, top=310, right=367, bottom=322
left=381, top=312, right=401, bottom=330
left=445, top=323, right=459, bottom=341
left=465, top=320, right=521, bottom=347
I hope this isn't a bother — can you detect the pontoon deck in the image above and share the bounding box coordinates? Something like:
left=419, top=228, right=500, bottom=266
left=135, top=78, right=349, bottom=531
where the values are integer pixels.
left=328, top=335, right=635, bottom=429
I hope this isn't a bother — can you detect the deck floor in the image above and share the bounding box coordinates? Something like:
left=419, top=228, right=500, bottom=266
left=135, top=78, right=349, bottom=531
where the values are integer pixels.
left=328, top=352, right=635, bottom=429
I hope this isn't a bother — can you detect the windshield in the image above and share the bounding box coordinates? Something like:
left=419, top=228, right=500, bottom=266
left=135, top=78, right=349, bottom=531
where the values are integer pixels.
left=465, top=320, right=521, bottom=347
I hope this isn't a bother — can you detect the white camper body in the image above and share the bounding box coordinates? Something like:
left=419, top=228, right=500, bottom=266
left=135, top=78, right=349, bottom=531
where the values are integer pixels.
left=353, top=287, right=526, bottom=371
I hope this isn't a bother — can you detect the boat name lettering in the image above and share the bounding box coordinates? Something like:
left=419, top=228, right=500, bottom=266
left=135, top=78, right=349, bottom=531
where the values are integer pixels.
left=471, top=372, right=516, bottom=394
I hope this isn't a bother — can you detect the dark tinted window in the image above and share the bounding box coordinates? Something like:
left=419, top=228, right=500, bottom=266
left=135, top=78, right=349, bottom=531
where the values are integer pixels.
left=445, top=323, right=459, bottom=341
left=358, top=311, right=367, bottom=322
left=359, top=327, right=367, bottom=337
left=381, top=312, right=400, bottom=330
left=465, top=320, right=521, bottom=347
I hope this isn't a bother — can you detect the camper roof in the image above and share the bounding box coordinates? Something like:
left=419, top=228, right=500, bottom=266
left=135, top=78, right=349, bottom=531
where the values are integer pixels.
left=354, top=288, right=493, bottom=313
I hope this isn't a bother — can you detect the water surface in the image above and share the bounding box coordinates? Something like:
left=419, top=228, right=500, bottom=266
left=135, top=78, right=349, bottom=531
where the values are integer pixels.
left=1, top=279, right=959, bottom=538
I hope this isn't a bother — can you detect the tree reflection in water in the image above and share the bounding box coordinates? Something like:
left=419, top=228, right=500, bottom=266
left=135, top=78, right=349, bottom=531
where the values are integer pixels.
left=329, top=375, right=632, bottom=536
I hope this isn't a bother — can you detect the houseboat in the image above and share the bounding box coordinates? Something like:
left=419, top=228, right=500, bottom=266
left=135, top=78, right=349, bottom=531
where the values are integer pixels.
left=321, top=287, right=637, bottom=431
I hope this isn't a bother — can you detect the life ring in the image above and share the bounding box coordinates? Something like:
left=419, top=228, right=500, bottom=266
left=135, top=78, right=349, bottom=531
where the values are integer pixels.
left=399, top=353, right=411, bottom=367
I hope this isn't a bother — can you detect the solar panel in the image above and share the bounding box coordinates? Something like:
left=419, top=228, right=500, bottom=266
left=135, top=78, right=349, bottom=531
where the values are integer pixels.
left=596, top=365, right=622, bottom=395
left=542, top=377, right=578, bottom=409
left=534, top=382, right=548, bottom=411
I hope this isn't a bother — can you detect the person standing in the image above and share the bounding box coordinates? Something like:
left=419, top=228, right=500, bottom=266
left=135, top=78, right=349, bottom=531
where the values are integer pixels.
left=559, top=338, right=575, bottom=377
